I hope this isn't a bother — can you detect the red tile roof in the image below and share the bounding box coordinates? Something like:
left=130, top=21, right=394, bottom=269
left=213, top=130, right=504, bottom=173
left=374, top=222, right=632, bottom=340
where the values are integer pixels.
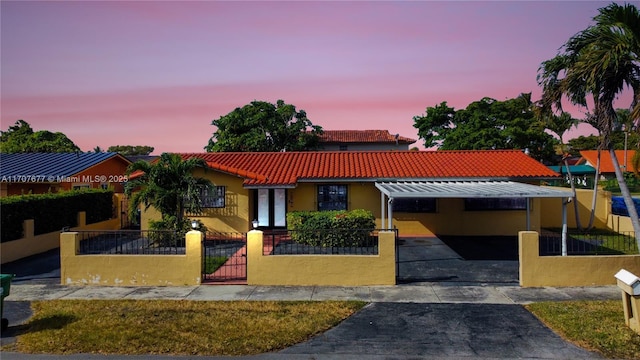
left=178, top=150, right=558, bottom=187
left=318, top=130, right=416, bottom=144
left=579, top=150, right=637, bottom=173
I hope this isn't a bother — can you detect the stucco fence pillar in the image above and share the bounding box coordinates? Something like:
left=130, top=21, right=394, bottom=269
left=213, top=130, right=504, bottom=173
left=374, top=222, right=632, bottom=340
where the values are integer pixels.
left=60, top=230, right=203, bottom=286
left=246, top=230, right=396, bottom=286
left=519, top=231, right=640, bottom=287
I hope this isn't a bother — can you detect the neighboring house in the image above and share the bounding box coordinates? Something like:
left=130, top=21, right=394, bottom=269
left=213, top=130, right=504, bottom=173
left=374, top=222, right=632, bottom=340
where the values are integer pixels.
left=0, top=152, right=131, bottom=196
left=140, top=150, right=569, bottom=237
left=317, top=130, right=417, bottom=151
left=578, top=150, right=637, bottom=180
left=547, top=164, right=596, bottom=189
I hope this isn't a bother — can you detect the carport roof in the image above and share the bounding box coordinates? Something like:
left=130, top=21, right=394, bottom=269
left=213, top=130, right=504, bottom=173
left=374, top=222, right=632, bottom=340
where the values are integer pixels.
left=375, top=181, right=572, bottom=199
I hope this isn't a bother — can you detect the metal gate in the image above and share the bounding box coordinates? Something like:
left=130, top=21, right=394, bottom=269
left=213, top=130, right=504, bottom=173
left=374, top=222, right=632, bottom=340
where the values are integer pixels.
left=202, top=232, right=247, bottom=283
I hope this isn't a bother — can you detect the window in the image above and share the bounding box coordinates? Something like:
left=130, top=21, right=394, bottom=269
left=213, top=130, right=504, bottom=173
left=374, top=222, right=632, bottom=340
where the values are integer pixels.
left=393, top=198, right=436, bottom=213
left=464, top=197, right=527, bottom=211
left=339, top=145, right=348, bottom=151
left=199, top=186, right=226, bottom=208
left=72, top=184, right=90, bottom=190
left=317, top=185, right=347, bottom=211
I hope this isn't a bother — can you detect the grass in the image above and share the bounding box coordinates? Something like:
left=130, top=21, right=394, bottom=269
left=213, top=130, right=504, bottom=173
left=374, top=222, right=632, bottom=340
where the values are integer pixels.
left=204, top=256, right=228, bottom=274
left=526, top=300, right=640, bottom=359
left=3, top=299, right=366, bottom=356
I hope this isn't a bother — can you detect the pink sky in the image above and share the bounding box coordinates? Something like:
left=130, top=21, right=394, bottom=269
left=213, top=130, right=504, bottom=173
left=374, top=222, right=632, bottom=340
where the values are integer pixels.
left=1, top=1, right=630, bottom=154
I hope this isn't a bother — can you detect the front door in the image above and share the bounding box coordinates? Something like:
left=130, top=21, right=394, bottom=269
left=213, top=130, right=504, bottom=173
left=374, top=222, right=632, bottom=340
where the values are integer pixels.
left=255, top=189, right=287, bottom=229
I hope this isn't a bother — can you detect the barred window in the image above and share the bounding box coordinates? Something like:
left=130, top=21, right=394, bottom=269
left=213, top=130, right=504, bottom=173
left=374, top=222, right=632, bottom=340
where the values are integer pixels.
left=317, top=185, right=347, bottom=211
left=464, top=197, right=527, bottom=211
left=200, top=186, right=226, bottom=208
left=393, top=198, right=436, bottom=213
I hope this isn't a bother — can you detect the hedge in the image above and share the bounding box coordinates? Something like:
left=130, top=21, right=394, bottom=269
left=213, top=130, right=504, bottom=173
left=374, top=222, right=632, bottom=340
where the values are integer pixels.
left=286, top=209, right=376, bottom=247
left=0, top=189, right=114, bottom=242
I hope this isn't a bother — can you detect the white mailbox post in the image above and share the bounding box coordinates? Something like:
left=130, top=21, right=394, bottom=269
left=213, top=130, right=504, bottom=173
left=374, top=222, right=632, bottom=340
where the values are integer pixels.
left=614, top=269, right=640, bottom=334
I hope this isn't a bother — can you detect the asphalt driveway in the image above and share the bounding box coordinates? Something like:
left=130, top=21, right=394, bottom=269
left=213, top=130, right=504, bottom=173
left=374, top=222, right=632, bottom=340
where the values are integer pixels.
left=280, top=302, right=602, bottom=359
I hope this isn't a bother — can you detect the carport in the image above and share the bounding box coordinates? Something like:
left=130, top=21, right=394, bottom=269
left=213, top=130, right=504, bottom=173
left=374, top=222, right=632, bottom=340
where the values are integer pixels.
left=375, top=181, right=573, bottom=254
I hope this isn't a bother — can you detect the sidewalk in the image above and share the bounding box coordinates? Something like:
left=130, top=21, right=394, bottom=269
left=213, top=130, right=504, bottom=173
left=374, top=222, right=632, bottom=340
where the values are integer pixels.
left=6, top=282, right=621, bottom=304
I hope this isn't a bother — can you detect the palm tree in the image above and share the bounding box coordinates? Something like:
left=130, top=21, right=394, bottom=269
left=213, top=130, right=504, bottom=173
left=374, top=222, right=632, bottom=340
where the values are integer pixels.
left=538, top=110, right=586, bottom=228
left=125, top=153, right=213, bottom=232
left=537, top=3, right=640, bottom=251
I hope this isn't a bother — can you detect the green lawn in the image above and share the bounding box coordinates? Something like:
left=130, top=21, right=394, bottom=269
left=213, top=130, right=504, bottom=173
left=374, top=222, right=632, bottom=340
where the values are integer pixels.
left=2, top=300, right=366, bottom=356
left=527, top=300, right=640, bottom=359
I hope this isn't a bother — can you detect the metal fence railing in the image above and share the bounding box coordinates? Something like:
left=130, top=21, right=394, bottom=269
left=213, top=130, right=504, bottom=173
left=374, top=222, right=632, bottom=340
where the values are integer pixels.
left=263, top=229, right=380, bottom=255
left=77, top=230, right=185, bottom=255
left=539, top=230, right=639, bottom=256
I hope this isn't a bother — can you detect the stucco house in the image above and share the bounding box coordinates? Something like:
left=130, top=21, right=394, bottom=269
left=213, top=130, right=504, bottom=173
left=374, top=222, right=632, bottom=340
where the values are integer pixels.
left=0, top=152, right=131, bottom=196
left=140, top=150, right=570, bottom=237
left=317, top=130, right=417, bottom=151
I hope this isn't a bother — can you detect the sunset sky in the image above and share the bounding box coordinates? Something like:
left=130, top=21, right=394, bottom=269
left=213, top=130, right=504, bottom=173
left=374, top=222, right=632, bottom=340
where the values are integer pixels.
left=1, top=1, right=628, bottom=154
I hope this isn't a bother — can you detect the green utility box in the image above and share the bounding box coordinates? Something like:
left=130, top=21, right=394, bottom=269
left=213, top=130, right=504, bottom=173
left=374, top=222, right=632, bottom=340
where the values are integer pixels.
left=1, top=274, right=14, bottom=331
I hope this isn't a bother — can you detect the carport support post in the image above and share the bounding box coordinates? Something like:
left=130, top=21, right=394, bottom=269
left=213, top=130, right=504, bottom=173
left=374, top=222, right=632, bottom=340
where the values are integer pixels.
left=526, top=198, right=530, bottom=230
left=562, top=198, right=568, bottom=256
left=381, top=192, right=385, bottom=230
left=387, top=197, right=393, bottom=230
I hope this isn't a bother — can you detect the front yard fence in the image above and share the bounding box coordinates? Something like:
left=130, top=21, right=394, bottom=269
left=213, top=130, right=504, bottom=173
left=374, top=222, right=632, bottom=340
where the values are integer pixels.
left=77, top=230, right=185, bottom=255
left=539, top=230, right=638, bottom=256
left=263, top=229, right=380, bottom=255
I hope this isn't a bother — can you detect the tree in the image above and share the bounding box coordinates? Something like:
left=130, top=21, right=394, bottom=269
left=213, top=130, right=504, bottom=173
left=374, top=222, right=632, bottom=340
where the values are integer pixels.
left=124, top=153, right=213, bottom=235
left=108, top=145, right=155, bottom=156
left=206, top=100, right=323, bottom=152
left=537, top=3, right=640, bottom=250
left=413, top=94, right=557, bottom=163
left=0, top=120, right=80, bottom=153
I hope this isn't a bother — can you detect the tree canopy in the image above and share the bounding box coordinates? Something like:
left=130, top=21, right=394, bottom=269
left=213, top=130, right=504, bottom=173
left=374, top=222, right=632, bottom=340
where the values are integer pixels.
left=205, top=100, right=323, bottom=152
left=412, top=94, right=557, bottom=163
left=108, top=145, right=155, bottom=156
left=0, top=120, right=80, bottom=153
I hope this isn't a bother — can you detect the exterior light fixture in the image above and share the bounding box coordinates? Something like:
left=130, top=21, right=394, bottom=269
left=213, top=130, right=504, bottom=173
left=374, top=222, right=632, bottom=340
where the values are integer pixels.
left=252, top=219, right=259, bottom=229
left=191, top=220, right=198, bottom=230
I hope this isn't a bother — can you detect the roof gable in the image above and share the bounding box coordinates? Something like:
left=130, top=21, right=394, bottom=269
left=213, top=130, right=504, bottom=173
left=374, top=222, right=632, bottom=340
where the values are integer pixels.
left=319, top=130, right=416, bottom=144
left=0, top=152, right=130, bottom=178
left=181, top=150, right=558, bottom=187
left=579, top=150, right=634, bottom=173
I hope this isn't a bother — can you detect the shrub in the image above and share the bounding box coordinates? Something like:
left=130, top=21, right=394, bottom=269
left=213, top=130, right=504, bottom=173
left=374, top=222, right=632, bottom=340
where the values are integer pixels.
left=287, top=209, right=375, bottom=247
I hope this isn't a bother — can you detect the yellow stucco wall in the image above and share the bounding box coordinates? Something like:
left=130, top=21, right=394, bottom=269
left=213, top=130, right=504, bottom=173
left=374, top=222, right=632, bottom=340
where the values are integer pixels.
left=139, top=168, right=556, bottom=236
left=247, top=230, right=396, bottom=286
left=60, top=231, right=203, bottom=286
left=140, top=169, right=251, bottom=233
left=519, top=231, right=640, bottom=287
left=608, top=214, right=636, bottom=233
left=1, top=212, right=121, bottom=264
left=539, top=187, right=611, bottom=230
left=289, top=182, right=538, bottom=236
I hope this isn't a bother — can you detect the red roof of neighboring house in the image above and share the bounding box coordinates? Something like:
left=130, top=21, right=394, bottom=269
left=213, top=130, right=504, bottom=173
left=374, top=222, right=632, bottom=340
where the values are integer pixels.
left=318, top=130, right=416, bottom=144
left=178, top=150, right=558, bottom=187
left=579, top=150, right=636, bottom=173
